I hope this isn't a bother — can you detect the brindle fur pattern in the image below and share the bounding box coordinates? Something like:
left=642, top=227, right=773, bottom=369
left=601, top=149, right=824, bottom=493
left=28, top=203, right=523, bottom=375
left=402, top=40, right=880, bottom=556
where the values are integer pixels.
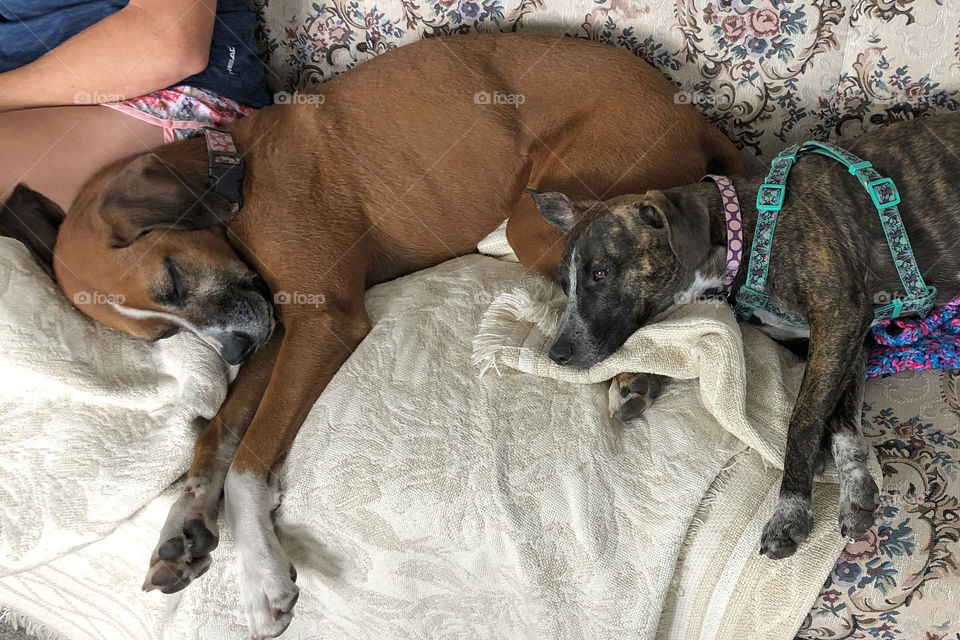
left=532, top=113, right=960, bottom=559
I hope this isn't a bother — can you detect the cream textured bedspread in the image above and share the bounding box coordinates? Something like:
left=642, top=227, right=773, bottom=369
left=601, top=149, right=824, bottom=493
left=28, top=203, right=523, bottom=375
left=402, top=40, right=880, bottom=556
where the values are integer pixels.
left=0, top=234, right=876, bottom=639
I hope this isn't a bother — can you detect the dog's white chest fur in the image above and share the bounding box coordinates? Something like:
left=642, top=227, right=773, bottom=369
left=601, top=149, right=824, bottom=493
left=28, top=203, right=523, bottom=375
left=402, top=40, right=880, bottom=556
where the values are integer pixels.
left=678, top=269, right=811, bottom=341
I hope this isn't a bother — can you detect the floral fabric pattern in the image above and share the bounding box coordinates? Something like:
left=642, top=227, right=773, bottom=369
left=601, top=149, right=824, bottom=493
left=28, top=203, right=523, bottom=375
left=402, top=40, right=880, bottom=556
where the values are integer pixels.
left=250, top=0, right=960, bottom=635
left=104, top=85, right=255, bottom=142
left=796, top=370, right=960, bottom=639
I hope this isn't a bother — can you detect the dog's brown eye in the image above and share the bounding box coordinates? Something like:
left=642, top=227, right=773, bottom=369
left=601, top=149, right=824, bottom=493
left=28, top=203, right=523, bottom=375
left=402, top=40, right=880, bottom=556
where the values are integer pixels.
left=593, top=269, right=608, bottom=281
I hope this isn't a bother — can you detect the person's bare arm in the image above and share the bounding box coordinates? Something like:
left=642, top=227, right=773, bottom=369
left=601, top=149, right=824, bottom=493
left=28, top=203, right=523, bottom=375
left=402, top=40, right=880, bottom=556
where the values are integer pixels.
left=0, top=0, right=217, bottom=113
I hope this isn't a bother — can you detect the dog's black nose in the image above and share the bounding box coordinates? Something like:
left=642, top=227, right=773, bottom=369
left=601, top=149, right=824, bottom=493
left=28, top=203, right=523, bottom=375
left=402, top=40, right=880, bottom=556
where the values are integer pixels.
left=220, top=332, right=256, bottom=365
left=549, top=340, right=574, bottom=365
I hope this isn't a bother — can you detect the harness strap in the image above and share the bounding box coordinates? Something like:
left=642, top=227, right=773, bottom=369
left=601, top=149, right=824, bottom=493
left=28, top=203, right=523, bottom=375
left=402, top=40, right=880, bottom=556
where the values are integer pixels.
left=733, top=141, right=936, bottom=325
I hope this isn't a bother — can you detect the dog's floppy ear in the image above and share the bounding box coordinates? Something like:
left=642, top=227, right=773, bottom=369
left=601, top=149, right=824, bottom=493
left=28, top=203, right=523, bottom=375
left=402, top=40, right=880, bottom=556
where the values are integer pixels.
left=99, top=154, right=234, bottom=248
left=638, top=190, right=711, bottom=270
left=525, top=189, right=586, bottom=233
left=0, top=184, right=66, bottom=278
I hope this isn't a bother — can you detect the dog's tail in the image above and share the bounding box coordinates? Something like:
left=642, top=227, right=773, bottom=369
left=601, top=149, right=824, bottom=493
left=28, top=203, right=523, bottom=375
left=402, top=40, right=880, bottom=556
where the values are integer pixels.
left=702, top=123, right=748, bottom=177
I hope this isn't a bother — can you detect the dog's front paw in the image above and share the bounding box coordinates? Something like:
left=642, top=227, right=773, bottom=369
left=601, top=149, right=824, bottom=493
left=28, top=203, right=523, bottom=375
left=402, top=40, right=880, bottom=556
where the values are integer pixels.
left=143, top=476, right=220, bottom=593
left=239, top=553, right=299, bottom=639
left=838, top=472, right=879, bottom=539
left=608, top=373, right=662, bottom=421
left=760, top=495, right=814, bottom=560
left=227, top=471, right=300, bottom=639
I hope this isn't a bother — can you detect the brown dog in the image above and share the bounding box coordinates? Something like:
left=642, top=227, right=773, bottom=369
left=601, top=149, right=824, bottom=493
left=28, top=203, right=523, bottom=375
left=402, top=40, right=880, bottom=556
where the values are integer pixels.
left=1, top=34, right=743, bottom=637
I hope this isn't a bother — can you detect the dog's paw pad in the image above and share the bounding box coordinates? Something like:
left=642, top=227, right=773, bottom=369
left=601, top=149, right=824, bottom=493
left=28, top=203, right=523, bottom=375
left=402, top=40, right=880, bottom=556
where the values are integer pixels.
left=608, top=373, right=662, bottom=421
left=184, top=518, right=218, bottom=555
left=143, top=554, right=212, bottom=594
left=144, top=484, right=220, bottom=594
left=760, top=496, right=813, bottom=560
left=157, top=536, right=185, bottom=560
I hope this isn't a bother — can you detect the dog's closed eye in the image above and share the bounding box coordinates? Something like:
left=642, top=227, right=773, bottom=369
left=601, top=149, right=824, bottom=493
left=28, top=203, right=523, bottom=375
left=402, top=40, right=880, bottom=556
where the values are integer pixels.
left=156, top=257, right=187, bottom=306
left=152, top=325, right=180, bottom=341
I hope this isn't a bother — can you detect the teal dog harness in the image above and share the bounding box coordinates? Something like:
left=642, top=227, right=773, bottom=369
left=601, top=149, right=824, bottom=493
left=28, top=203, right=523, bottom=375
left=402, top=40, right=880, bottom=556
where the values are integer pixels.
left=733, top=141, right=937, bottom=326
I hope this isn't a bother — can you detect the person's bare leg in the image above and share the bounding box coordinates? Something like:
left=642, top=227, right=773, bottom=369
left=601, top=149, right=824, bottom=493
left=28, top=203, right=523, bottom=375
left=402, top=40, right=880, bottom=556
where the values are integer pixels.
left=0, top=105, right=165, bottom=211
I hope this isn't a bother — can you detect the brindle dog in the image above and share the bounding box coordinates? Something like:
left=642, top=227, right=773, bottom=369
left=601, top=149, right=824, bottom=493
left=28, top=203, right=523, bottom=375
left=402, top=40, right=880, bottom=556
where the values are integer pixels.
left=529, top=112, right=960, bottom=559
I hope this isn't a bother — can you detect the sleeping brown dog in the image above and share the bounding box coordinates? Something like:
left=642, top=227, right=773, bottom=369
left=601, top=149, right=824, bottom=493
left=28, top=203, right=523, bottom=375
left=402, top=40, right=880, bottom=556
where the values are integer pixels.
left=0, top=34, right=743, bottom=637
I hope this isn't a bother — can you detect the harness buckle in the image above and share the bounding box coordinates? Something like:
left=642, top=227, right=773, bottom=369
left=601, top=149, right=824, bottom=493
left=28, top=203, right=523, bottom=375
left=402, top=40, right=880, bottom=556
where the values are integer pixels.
left=867, top=177, right=900, bottom=210
left=204, top=128, right=244, bottom=218
left=890, top=298, right=904, bottom=319
left=756, top=184, right=786, bottom=211
left=208, top=153, right=244, bottom=216
left=874, top=286, right=938, bottom=321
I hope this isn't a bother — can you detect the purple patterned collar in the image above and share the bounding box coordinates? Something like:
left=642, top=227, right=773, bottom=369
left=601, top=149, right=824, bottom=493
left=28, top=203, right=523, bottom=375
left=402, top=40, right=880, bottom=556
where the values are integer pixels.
left=701, top=174, right=743, bottom=295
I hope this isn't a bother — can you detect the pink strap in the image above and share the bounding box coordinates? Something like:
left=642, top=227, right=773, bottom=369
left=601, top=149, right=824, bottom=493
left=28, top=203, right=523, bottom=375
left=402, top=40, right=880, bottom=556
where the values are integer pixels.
left=101, top=102, right=205, bottom=144
left=701, top=174, right=743, bottom=295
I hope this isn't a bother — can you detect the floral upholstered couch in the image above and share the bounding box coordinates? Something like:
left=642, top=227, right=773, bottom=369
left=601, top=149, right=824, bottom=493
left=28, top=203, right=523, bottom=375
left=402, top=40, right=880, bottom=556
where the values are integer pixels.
left=801, top=371, right=960, bottom=640
left=250, top=1, right=960, bottom=638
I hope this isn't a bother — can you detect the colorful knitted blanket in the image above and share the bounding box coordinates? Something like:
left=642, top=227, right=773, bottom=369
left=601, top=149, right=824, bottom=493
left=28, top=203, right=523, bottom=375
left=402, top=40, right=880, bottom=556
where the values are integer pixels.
left=867, top=297, right=960, bottom=378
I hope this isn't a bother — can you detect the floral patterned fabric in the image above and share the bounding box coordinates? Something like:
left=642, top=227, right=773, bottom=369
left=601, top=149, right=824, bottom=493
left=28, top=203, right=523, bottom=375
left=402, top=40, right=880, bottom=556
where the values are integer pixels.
left=250, top=1, right=960, bottom=636
left=797, top=370, right=960, bottom=639
left=103, top=85, right=255, bottom=143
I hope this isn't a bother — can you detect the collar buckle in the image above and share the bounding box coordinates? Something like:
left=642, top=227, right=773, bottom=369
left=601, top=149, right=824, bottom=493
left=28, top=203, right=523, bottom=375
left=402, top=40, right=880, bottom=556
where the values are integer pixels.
left=203, top=128, right=244, bottom=219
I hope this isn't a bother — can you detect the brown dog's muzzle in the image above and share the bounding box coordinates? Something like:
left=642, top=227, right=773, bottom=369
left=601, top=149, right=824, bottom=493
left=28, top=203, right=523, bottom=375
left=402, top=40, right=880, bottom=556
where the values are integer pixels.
left=203, top=273, right=275, bottom=365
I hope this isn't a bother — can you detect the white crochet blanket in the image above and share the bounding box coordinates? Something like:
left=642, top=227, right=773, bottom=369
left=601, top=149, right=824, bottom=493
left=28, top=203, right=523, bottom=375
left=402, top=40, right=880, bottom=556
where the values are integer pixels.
left=0, top=234, right=876, bottom=640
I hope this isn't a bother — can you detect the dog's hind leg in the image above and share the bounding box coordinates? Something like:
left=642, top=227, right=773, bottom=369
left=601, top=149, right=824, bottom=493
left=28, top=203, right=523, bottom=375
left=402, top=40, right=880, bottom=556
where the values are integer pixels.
left=143, top=329, right=282, bottom=594
left=224, top=306, right=371, bottom=639
left=828, top=347, right=880, bottom=539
